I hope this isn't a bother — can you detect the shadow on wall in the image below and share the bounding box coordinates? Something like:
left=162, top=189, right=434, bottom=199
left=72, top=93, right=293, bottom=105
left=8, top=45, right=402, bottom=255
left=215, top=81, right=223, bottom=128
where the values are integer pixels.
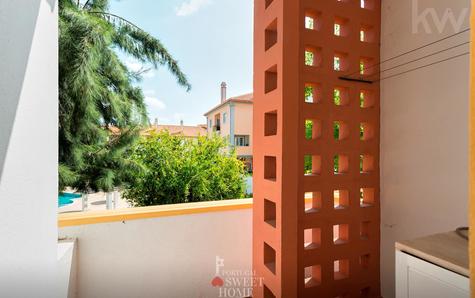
left=46, top=0, right=57, bottom=11
left=0, top=0, right=43, bottom=181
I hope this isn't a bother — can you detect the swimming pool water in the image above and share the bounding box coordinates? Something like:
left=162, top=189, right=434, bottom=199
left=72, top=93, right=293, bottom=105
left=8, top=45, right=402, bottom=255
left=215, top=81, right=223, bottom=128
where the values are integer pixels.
left=58, top=193, right=81, bottom=207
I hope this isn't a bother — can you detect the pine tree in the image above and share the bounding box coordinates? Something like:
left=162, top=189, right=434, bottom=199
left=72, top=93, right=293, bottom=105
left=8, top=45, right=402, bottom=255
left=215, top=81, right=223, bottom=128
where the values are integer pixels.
left=59, top=0, right=191, bottom=192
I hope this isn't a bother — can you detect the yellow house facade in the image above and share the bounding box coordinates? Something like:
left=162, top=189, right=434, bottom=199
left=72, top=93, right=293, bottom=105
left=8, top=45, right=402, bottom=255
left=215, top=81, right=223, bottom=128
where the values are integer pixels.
left=204, top=82, right=253, bottom=171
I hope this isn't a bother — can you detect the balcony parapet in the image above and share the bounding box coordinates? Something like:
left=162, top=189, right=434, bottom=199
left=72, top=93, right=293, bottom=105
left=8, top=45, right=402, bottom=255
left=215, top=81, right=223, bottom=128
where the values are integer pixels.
left=58, top=198, right=253, bottom=227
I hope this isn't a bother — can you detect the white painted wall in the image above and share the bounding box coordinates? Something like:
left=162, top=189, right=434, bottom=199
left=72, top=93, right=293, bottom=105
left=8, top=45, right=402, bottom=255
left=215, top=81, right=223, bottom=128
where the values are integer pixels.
left=58, top=240, right=78, bottom=298
left=59, top=209, right=252, bottom=298
left=380, top=1, right=470, bottom=297
left=0, top=0, right=58, bottom=296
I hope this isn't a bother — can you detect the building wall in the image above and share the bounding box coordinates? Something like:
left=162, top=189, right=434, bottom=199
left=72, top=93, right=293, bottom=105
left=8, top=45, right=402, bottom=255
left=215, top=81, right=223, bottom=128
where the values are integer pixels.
left=380, top=1, right=470, bottom=297
left=0, top=0, right=58, bottom=296
left=206, top=102, right=253, bottom=158
left=59, top=209, right=252, bottom=298
left=206, top=105, right=231, bottom=139
left=222, top=105, right=231, bottom=139
left=234, top=103, right=254, bottom=157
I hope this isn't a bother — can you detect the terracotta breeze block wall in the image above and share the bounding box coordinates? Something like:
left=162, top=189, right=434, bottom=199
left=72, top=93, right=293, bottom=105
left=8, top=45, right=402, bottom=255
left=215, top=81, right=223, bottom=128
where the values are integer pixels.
left=253, top=0, right=381, bottom=297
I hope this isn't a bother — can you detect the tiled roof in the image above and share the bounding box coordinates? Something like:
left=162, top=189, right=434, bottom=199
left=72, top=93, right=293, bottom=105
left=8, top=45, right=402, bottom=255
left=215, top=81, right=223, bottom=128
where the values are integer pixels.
left=204, top=93, right=253, bottom=116
left=143, top=125, right=207, bottom=138
left=230, top=93, right=253, bottom=101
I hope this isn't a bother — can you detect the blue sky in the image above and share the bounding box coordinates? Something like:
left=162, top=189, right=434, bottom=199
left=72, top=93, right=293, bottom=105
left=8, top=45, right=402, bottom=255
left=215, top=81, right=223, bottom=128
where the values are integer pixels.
left=110, top=0, right=253, bottom=125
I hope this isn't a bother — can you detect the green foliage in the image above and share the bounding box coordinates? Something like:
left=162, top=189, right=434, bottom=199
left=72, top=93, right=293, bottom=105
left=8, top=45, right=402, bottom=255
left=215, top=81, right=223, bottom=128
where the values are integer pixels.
left=334, top=122, right=340, bottom=140
left=304, top=120, right=313, bottom=174
left=334, top=155, right=339, bottom=173
left=304, top=85, right=314, bottom=103
left=304, top=155, right=312, bottom=175
left=334, top=89, right=341, bottom=105
left=305, top=51, right=314, bottom=66
left=305, top=16, right=314, bottom=30
left=334, top=57, right=341, bottom=70
left=305, top=120, right=313, bottom=140
left=334, top=23, right=341, bottom=35
left=58, top=0, right=190, bottom=192
left=123, top=132, right=246, bottom=206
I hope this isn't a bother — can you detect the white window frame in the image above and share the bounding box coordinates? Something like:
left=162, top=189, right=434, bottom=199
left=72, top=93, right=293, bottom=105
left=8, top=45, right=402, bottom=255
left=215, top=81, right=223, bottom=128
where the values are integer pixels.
left=234, top=135, right=250, bottom=147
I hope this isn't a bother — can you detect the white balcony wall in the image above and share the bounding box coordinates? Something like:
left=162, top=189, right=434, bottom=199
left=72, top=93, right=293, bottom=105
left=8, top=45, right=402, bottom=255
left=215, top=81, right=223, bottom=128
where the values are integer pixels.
left=59, top=208, right=252, bottom=298
left=58, top=240, right=78, bottom=298
left=0, top=0, right=58, bottom=296
left=380, top=1, right=470, bottom=297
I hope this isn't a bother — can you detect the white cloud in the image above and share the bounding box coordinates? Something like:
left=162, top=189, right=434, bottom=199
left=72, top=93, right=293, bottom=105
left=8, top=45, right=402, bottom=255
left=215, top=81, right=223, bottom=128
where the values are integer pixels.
left=145, top=96, right=166, bottom=110
left=142, top=70, right=156, bottom=79
left=125, top=60, right=143, bottom=72
left=143, top=89, right=156, bottom=96
left=125, top=60, right=155, bottom=79
left=175, top=0, right=211, bottom=17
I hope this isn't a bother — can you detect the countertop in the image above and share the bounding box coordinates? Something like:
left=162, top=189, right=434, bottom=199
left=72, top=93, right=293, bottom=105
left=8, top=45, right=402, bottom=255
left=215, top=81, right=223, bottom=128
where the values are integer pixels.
left=395, top=231, right=469, bottom=277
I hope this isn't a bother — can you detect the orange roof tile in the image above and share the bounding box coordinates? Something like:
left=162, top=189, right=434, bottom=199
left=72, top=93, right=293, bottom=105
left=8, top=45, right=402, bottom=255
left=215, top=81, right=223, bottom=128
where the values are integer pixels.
left=143, top=125, right=207, bottom=138
left=204, top=93, right=253, bottom=116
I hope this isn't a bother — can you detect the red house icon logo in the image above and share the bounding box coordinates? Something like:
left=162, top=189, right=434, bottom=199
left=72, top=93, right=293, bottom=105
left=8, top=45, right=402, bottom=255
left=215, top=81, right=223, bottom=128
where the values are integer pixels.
left=211, top=276, right=224, bottom=287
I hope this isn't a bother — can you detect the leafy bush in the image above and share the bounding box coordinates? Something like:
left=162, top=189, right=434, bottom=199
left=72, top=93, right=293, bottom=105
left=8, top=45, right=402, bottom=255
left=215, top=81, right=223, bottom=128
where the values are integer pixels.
left=123, top=132, right=246, bottom=206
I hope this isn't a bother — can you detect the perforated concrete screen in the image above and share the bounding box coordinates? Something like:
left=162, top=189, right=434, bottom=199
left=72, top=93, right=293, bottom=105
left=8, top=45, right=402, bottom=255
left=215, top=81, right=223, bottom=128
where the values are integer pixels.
left=253, top=0, right=381, bottom=297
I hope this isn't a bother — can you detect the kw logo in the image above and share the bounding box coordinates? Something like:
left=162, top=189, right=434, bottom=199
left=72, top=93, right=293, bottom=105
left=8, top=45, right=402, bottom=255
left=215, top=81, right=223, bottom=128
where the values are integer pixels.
left=412, top=0, right=468, bottom=34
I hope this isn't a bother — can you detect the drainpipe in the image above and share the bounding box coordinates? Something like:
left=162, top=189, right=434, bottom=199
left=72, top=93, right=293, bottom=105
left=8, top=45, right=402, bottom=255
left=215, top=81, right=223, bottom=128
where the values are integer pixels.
left=230, top=103, right=235, bottom=149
